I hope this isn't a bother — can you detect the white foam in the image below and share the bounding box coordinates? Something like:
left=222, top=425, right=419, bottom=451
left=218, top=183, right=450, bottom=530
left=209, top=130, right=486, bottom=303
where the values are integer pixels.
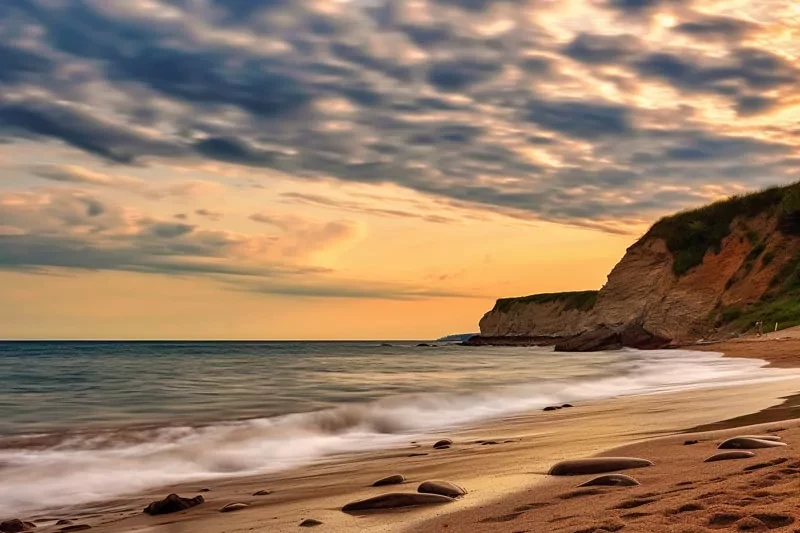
left=0, top=349, right=792, bottom=516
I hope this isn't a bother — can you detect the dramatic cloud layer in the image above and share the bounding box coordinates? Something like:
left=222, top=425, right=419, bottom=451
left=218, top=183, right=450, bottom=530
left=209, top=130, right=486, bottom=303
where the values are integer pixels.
left=0, top=0, right=798, bottom=304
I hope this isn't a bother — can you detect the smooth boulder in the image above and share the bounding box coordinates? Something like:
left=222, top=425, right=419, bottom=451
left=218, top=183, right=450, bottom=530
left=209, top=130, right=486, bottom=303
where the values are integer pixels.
left=0, top=520, right=35, bottom=533
left=704, top=451, right=756, bottom=462
left=143, top=494, right=204, bottom=515
left=433, top=439, right=453, bottom=449
left=578, top=474, right=640, bottom=487
left=373, top=474, right=405, bottom=487
left=219, top=503, right=249, bottom=513
left=548, top=457, right=653, bottom=476
left=418, top=480, right=467, bottom=498
left=718, top=437, right=787, bottom=450
left=342, top=493, right=454, bottom=513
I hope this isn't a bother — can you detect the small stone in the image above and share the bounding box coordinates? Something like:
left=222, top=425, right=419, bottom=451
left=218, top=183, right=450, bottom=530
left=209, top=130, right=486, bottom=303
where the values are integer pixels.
left=253, top=490, right=273, bottom=496
left=433, top=439, right=453, bottom=449
left=684, top=440, right=699, bottom=446
left=562, top=403, right=574, bottom=408
left=549, top=457, right=653, bottom=476
left=143, top=494, right=204, bottom=515
left=735, top=516, right=767, bottom=532
left=409, top=453, right=428, bottom=457
left=418, top=480, right=467, bottom=498
left=198, top=488, right=211, bottom=492
left=718, top=437, right=787, bottom=450
left=481, top=441, right=499, bottom=445
left=372, top=474, right=405, bottom=487
left=578, top=474, right=640, bottom=487
left=543, top=406, right=558, bottom=411
left=704, top=451, right=756, bottom=462
left=219, top=503, right=249, bottom=513
left=342, top=493, right=454, bottom=513
left=299, top=519, right=322, bottom=527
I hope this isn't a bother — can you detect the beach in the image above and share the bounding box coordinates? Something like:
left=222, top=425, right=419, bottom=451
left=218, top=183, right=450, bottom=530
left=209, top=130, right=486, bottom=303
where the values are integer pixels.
left=3, top=339, right=800, bottom=533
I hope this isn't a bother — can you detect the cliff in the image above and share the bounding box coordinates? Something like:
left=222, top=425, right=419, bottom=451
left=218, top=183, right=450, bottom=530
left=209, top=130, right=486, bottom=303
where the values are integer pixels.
left=478, top=183, right=800, bottom=347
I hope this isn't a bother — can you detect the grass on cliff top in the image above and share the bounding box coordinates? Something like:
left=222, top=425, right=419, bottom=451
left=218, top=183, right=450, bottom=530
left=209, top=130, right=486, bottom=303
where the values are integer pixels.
left=642, top=182, right=800, bottom=277
left=494, top=290, right=598, bottom=313
left=721, top=248, right=800, bottom=332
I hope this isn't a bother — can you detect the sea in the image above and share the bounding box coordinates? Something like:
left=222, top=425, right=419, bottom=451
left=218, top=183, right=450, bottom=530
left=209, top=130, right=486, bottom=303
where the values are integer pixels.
left=0, top=341, right=792, bottom=516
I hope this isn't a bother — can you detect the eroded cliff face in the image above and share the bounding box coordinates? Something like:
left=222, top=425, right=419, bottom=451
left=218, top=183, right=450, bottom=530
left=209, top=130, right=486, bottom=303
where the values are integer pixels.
left=479, top=297, right=598, bottom=337
left=479, top=212, right=800, bottom=343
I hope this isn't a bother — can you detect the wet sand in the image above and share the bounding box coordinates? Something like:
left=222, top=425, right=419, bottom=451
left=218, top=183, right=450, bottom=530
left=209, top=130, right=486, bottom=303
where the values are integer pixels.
left=10, top=339, right=800, bottom=533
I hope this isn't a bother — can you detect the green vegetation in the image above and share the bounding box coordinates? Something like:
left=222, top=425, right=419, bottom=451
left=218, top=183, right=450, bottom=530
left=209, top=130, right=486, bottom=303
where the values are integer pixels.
left=721, top=249, right=800, bottom=332
left=746, top=241, right=766, bottom=262
left=643, top=184, right=797, bottom=276
left=494, top=290, right=598, bottom=313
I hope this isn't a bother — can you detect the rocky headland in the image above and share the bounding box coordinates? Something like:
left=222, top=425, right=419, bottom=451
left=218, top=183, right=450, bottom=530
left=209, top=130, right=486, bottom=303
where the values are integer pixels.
left=471, top=183, right=800, bottom=350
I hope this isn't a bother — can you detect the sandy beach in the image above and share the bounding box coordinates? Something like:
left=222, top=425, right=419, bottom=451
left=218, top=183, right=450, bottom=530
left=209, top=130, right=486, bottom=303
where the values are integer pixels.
left=6, top=339, right=800, bottom=533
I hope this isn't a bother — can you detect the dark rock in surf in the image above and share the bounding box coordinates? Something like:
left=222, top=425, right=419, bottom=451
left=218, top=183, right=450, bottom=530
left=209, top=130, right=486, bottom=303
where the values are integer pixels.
left=554, top=328, right=622, bottom=352
left=373, top=474, right=405, bottom=487
left=299, top=519, right=323, bottom=527
left=253, top=490, right=273, bottom=496
left=562, top=404, right=574, bottom=408
left=704, top=451, right=756, bottom=462
left=718, top=437, right=787, bottom=449
left=0, top=520, right=35, bottom=533
left=433, top=439, right=453, bottom=449
left=409, top=453, right=428, bottom=457
left=543, top=406, right=559, bottom=411
left=418, top=480, right=467, bottom=498
left=619, top=323, right=671, bottom=350
left=417, top=343, right=432, bottom=347
left=342, top=493, right=454, bottom=513
left=548, top=457, right=653, bottom=476
left=578, top=474, right=640, bottom=487
left=684, top=440, right=699, bottom=446
left=143, top=494, right=204, bottom=515
left=55, top=521, right=72, bottom=526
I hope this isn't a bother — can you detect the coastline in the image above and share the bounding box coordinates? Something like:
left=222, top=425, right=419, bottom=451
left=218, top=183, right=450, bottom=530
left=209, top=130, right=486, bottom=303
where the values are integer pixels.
left=8, top=340, right=800, bottom=533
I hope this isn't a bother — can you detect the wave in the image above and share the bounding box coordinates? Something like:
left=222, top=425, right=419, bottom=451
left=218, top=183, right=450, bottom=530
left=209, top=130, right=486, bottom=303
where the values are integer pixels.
left=0, top=349, right=791, bottom=516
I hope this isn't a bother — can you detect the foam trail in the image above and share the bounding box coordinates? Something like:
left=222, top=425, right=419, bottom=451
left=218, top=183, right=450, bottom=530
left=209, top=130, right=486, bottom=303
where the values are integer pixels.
left=0, top=349, right=793, bottom=516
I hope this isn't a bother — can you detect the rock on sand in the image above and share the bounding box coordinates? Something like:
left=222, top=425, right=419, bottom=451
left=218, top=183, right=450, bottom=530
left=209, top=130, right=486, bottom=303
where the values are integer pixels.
left=718, top=437, right=787, bottom=450
left=433, top=439, right=453, bottom=449
left=704, top=451, right=756, bottom=462
left=342, top=493, right=454, bottom=513
left=578, top=474, right=640, bottom=487
left=219, top=503, right=249, bottom=513
left=143, top=494, right=204, bottom=515
left=418, top=480, right=467, bottom=498
left=253, top=490, right=273, bottom=496
left=299, top=519, right=323, bottom=527
left=0, top=520, right=36, bottom=533
left=373, top=474, right=406, bottom=486
left=548, top=457, right=653, bottom=476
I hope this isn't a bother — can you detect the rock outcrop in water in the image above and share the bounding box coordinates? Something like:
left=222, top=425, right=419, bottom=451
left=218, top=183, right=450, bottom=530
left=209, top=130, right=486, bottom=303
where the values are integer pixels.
left=476, top=183, right=800, bottom=349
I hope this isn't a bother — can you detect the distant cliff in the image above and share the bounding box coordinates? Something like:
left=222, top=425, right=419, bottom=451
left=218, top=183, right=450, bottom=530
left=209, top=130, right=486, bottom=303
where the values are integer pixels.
left=478, top=183, right=800, bottom=348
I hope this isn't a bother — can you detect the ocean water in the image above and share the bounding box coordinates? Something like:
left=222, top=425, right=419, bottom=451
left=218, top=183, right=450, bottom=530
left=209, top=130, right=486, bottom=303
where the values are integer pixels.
left=0, top=341, right=790, bottom=516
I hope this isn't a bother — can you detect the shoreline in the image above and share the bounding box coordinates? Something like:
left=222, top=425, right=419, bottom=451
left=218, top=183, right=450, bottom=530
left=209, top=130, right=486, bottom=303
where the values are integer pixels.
left=6, top=341, right=800, bottom=532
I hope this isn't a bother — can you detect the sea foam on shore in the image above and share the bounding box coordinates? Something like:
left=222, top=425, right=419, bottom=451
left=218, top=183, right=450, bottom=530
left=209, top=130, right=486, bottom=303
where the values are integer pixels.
left=0, top=346, right=794, bottom=516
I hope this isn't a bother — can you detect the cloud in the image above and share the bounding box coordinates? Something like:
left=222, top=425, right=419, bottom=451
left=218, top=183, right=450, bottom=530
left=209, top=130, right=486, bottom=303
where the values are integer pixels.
left=195, top=209, right=224, bottom=221
left=0, top=0, right=797, bottom=233
left=280, top=192, right=457, bottom=224
left=673, top=15, right=758, bottom=41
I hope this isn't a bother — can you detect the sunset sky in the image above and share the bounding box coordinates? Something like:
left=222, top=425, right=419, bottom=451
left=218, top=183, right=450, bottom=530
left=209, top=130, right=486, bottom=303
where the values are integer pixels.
left=1, top=0, right=799, bottom=339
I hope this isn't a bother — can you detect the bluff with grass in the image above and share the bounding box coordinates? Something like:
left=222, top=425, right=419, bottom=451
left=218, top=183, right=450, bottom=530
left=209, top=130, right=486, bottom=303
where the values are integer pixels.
left=479, top=182, right=800, bottom=344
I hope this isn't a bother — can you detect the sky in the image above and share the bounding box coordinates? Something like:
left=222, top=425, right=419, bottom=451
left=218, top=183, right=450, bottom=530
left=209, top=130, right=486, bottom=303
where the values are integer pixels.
left=0, top=0, right=798, bottom=340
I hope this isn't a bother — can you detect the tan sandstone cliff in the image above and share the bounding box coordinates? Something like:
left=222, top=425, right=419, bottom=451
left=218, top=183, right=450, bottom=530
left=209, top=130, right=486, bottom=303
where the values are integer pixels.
left=479, top=184, right=800, bottom=345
